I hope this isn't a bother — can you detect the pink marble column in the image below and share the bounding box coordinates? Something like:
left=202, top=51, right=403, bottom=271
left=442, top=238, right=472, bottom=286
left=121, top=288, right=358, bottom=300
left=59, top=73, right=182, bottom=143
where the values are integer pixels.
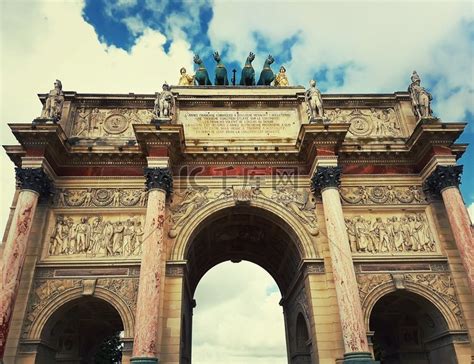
left=426, top=165, right=473, bottom=292
left=132, top=168, right=172, bottom=364
left=1, top=168, right=51, bottom=360
left=312, top=167, right=374, bottom=363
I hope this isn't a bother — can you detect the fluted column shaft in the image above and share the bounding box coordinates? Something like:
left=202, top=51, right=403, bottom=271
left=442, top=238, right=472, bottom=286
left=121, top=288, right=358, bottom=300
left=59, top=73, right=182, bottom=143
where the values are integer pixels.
left=312, top=167, right=374, bottom=363
left=425, top=165, right=473, bottom=291
left=0, top=168, right=52, bottom=359
left=132, top=168, right=172, bottom=364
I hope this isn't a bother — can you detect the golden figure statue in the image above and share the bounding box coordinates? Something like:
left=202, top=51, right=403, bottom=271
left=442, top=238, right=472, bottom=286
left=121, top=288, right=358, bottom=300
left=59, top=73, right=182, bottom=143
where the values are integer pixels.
left=274, top=66, right=289, bottom=87
left=178, top=67, right=194, bottom=86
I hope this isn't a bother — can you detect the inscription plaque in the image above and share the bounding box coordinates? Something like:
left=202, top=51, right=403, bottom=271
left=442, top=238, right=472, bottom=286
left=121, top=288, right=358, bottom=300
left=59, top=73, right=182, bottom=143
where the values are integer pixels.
left=179, top=109, right=300, bottom=144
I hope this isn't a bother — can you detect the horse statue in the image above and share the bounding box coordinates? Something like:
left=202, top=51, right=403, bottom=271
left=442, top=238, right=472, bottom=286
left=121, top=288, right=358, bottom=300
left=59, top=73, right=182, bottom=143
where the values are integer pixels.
left=257, top=54, right=275, bottom=85
left=213, top=51, right=229, bottom=86
left=193, top=54, right=212, bottom=85
left=240, top=52, right=256, bottom=86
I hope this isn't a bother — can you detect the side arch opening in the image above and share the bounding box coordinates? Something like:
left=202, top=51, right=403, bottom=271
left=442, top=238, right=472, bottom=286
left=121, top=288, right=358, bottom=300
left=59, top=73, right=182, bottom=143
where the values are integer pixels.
left=36, top=296, right=125, bottom=363
left=370, top=290, right=457, bottom=364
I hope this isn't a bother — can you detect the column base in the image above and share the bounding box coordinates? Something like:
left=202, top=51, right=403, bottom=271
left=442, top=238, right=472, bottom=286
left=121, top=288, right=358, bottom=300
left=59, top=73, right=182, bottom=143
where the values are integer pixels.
left=130, top=357, right=159, bottom=364
left=344, top=352, right=378, bottom=363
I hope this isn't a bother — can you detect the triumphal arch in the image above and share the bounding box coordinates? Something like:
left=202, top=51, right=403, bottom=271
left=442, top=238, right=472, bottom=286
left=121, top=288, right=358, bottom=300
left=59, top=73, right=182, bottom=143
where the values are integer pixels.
left=1, top=63, right=473, bottom=364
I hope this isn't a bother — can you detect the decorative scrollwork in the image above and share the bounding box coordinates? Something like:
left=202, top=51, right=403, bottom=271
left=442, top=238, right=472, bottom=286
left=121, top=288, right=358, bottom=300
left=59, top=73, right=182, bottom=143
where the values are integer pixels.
left=340, top=185, right=426, bottom=205
left=55, top=188, right=148, bottom=208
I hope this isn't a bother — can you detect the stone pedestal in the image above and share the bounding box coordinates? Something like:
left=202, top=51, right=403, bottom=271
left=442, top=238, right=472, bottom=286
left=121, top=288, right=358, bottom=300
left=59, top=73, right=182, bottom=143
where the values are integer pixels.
left=131, top=168, right=172, bottom=364
left=0, top=168, right=51, bottom=360
left=425, top=165, right=473, bottom=291
left=312, top=167, right=376, bottom=363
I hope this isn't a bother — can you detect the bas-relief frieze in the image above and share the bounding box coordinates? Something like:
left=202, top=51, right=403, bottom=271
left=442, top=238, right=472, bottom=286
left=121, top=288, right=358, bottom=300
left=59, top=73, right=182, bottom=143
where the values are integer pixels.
left=340, top=185, right=426, bottom=205
left=357, top=273, right=464, bottom=328
left=21, top=278, right=138, bottom=338
left=168, top=185, right=318, bottom=238
left=345, top=212, right=437, bottom=254
left=47, top=214, right=145, bottom=259
left=325, top=108, right=403, bottom=138
left=55, top=188, right=148, bottom=208
left=71, top=108, right=154, bottom=139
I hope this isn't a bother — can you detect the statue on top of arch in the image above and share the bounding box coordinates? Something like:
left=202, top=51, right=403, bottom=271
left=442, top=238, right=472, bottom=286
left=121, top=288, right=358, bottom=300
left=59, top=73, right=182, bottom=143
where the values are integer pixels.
left=408, top=71, right=435, bottom=121
left=37, top=79, right=65, bottom=123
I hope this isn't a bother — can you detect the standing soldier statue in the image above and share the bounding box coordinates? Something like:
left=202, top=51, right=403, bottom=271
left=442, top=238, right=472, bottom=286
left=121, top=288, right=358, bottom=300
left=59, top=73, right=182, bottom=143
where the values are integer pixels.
left=40, top=79, right=65, bottom=122
left=408, top=71, right=434, bottom=120
left=154, top=82, right=174, bottom=119
left=305, top=79, right=324, bottom=121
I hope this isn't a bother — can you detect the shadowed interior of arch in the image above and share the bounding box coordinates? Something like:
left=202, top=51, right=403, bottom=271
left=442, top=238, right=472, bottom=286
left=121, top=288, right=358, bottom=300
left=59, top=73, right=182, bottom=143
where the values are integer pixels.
left=38, top=297, right=124, bottom=363
left=370, top=291, right=456, bottom=364
left=184, top=205, right=304, bottom=297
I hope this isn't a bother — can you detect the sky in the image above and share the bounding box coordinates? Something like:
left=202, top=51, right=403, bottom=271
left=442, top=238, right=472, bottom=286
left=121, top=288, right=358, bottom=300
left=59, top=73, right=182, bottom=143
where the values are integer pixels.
left=0, top=0, right=473, bottom=363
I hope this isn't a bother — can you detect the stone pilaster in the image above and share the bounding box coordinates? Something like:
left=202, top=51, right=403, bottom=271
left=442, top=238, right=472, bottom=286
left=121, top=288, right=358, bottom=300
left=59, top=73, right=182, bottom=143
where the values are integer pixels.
left=131, top=168, right=172, bottom=364
left=425, top=165, right=473, bottom=292
left=0, top=168, right=52, bottom=359
left=311, top=167, right=375, bottom=364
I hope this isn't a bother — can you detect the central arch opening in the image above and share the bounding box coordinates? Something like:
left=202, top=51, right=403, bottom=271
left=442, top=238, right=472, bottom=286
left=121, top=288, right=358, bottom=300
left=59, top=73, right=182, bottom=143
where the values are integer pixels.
left=192, top=261, right=286, bottom=363
left=180, top=205, right=310, bottom=364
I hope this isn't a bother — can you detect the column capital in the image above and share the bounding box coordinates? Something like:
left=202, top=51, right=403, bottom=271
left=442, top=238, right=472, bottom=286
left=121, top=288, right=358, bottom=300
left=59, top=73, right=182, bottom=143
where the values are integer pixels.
left=424, top=165, right=463, bottom=195
left=15, top=167, right=53, bottom=198
left=311, top=166, right=342, bottom=194
left=144, top=167, right=173, bottom=195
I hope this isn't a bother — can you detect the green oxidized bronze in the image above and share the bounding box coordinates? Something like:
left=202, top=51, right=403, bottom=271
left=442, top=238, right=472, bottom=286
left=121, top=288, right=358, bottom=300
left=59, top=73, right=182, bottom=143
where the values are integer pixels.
left=213, top=51, right=229, bottom=86
left=240, top=52, right=256, bottom=86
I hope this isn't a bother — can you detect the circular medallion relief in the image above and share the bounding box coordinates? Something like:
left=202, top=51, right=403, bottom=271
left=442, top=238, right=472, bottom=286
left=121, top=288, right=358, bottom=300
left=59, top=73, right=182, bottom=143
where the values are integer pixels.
left=349, top=117, right=372, bottom=136
left=103, top=114, right=129, bottom=134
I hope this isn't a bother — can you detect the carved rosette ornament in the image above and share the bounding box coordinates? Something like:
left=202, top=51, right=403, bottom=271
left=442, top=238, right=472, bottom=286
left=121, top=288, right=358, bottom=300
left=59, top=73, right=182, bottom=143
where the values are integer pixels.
left=144, top=167, right=173, bottom=196
left=15, top=167, right=53, bottom=198
left=424, top=165, right=463, bottom=195
left=310, top=166, right=342, bottom=193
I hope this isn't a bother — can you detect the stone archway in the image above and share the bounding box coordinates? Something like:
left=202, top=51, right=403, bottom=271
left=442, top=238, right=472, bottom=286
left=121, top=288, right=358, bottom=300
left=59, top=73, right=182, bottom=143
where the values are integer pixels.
left=176, top=204, right=317, bottom=364
left=35, top=296, right=126, bottom=364
left=369, top=290, right=458, bottom=364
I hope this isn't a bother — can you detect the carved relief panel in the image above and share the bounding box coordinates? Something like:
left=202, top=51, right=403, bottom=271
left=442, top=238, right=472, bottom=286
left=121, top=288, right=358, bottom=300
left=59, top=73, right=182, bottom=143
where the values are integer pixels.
left=70, top=108, right=154, bottom=139
left=43, top=212, right=145, bottom=260
left=344, top=211, right=438, bottom=255
left=325, top=108, right=405, bottom=138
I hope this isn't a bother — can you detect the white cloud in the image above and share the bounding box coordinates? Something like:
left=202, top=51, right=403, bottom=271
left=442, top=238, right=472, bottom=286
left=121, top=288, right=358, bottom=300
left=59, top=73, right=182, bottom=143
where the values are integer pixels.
left=193, top=262, right=286, bottom=364
left=208, top=1, right=473, bottom=120
left=0, top=0, right=195, bottom=237
left=468, top=203, right=474, bottom=224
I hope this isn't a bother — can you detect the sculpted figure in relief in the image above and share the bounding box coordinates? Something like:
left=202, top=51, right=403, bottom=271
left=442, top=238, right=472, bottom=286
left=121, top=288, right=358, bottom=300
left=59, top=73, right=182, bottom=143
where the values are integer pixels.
left=48, top=215, right=144, bottom=258
left=169, top=187, right=210, bottom=238
left=178, top=67, right=194, bottom=86
left=271, top=186, right=319, bottom=236
left=154, top=83, right=174, bottom=118
left=41, top=79, right=64, bottom=121
left=345, top=213, right=435, bottom=254
left=408, top=71, right=433, bottom=120
left=274, top=66, right=289, bottom=87
left=305, top=80, right=324, bottom=119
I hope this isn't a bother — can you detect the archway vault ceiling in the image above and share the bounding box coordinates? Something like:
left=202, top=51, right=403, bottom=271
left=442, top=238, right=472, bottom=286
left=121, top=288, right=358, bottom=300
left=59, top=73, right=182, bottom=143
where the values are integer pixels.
left=185, top=206, right=303, bottom=297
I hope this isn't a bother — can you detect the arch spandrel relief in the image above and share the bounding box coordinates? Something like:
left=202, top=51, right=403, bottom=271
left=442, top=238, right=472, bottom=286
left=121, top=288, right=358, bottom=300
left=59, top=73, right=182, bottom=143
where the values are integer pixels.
left=168, top=184, right=319, bottom=262
left=42, top=212, right=146, bottom=260
left=169, top=185, right=319, bottom=239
